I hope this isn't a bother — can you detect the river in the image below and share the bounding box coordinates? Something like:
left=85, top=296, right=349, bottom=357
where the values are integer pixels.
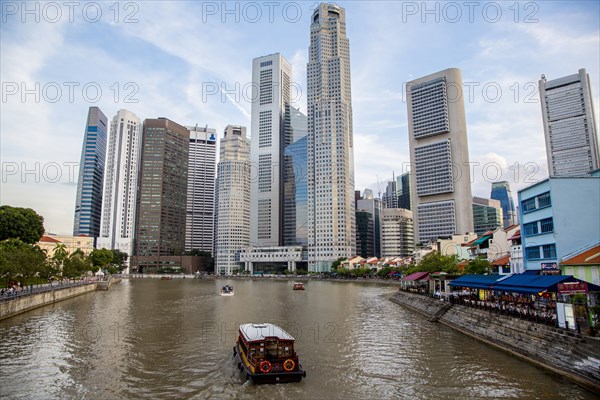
left=0, top=279, right=596, bottom=399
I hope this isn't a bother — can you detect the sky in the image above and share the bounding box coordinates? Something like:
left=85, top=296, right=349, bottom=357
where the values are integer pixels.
left=1, top=1, right=599, bottom=235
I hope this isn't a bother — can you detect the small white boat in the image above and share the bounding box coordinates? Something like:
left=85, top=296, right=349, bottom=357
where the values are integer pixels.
left=220, top=285, right=234, bottom=296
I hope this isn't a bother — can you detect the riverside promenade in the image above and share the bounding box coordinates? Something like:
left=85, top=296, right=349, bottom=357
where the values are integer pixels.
left=389, top=289, right=600, bottom=393
left=0, top=276, right=120, bottom=320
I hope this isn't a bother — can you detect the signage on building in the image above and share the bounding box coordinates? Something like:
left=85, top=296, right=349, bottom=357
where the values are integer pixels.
left=557, top=282, right=588, bottom=295
left=541, top=262, right=558, bottom=270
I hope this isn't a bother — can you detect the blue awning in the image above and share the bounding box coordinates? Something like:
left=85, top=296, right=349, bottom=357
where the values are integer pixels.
left=449, top=274, right=504, bottom=289
left=492, top=274, right=576, bottom=294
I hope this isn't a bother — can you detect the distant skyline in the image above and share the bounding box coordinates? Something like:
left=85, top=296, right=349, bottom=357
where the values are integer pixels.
left=1, top=1, right=599, bottom=234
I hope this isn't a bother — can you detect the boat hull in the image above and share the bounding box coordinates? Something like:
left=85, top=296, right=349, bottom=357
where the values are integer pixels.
left=220, top=292, right=234, bottom=296
left=233, top=346, right=305, bottom=384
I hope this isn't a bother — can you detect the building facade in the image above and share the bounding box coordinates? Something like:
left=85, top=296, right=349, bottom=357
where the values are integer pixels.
left=356, top=195, right=382, bottom=258
left=186, top=125, right=217, bottom=253
left=518, top=176, right=600, bottom=272
left=133, top=118, right=189, bottom=273
left=380, top=208, right=414, bottom=257
left=283, top=106, right=308, bottom=246
left=250, top=53, right=292, bottom=247
left=214, top=125, right=250, bottom=275
left=407, top=68, right=474, bottom=244
left=74, top=106, right=108, bottom=238
left=472, top=197, right=503, bottom=236
left=97, top=109, right=142, bottom=260
left=490, top=181, right=517, bottom=228
left=397, top=172, right=412, bottom=210
left=539, top=68, right=600, bottom=177
left=307, top=3, right=356, bottom=271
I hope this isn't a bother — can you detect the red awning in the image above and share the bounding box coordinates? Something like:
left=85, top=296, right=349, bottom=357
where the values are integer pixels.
left=401, top=271, right=430, bottom=281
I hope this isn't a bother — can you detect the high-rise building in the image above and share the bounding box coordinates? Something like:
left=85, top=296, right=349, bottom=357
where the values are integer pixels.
left=381, top=208, right=414, bottom=257
left=307, top=3, right=355, bottom=271
left=397, top=172, right=412, bottom=210
left=407, top=68, right=474, bottom=244
left=74, top=106, right=108, bottom=238
left=283, top=106, right=309, bottom=246
left=490, top=181, right=517, bottom=228
left=250, top=53, right=292, bottom=247
left=472, top=197, right=503, bottom=236
left=539, top=68, right=600, bottom=177
left=356, top=193, right=382, bottom=258
left=185, top=125, right=217, bottom=253
left=382, top=179, right=398, bottom=209
left=133, top=118, right=189, bottom=273
left=97, top=109, right=142, bottom=259
left=215, top=125, right=250, bottom=275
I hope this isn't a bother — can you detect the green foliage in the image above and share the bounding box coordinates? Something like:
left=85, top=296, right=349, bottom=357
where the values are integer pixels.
left=0, top=206, right=45, bottom=244
left=62, top=249, right=91, bottom=279
left=185, top=249, right=212, bottom=257
left=331, top=257, right=347, bottom=270
left=464, top=257, right=492, bottom=275
left=90, top=248, right=114, bottom=272
left=0, top=239, right=48, bottom=284
left=414, top=251, right=459, bottom=274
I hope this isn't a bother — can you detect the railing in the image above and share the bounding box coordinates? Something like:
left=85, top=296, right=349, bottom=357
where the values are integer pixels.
left=0, top=280, right=99, bottom=303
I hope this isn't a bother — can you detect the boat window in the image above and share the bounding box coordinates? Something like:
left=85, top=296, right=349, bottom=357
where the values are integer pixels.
left=266, top=341, right=277, bottom=357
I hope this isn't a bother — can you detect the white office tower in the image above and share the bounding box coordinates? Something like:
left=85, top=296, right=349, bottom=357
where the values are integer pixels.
left=539, top=68, right=600, bottom=177
left=214, top=125, right=250, bottom=275
left=307, top=3, right=356, bottom=271
left=407, top=68, right=474, bottom=245
left=97, top=109, right=142, bottom=269
left=250, top=53, right=292, bottom=247
left=185, top=125, right=217, bottom=252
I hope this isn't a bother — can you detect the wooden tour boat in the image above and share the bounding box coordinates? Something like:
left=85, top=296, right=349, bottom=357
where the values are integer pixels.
left=292, top=282, right=305, bottom=290
left=233, top=323, right=306, bottom=384
left=220, top=285, right=234, bottom=296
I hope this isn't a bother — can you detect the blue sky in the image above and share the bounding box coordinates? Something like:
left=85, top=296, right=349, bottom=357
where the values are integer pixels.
left=1, top=1, right=599, bottom=234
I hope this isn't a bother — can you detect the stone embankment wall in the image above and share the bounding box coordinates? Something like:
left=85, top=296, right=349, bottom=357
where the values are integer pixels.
left=390, top=291, right=600, bottom=393
left=0, top=278, right=121, bottom=320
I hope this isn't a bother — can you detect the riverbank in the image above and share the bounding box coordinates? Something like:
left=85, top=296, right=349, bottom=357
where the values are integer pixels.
left=389, top=290, right=600, bottom=393
left=0, top=277, right=121, bottom=321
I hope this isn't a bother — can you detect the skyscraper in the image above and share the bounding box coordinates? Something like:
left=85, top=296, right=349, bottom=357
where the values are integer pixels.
left=283, top=106, right=308, bottom=246
left=97, top=109, right=142, bottom=259
left=185, top=125, right=217, bottom=253
left=397, top=172, right=412, bottom=211
left=490, top=181, right=517, bottom=228
left=307, top=3, right=355, bottom=271
left=74, top=106, right=107, bottom=238
left=472, top=197, right=503, bottom=236
left=356, top=193, right=382, bottom=258
left=407, top=68, right=474, bottom=244
left=539, top=68, right=600, bottom=177
left=215, top=125, right=250, bottom=275
left=133, top=118, right=189, bottom=273
left=381, top=208, right=414, bottom=257
left=250, top=53, right=292, bottom=247
left=382, top=179, right=398, bottom=209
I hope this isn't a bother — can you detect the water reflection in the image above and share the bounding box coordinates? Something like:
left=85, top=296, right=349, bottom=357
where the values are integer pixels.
left=0, top=279, right=595, bottom=399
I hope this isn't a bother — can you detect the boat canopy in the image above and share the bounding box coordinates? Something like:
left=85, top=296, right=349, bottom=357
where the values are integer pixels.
left=239, top=323, right=295, bottom=342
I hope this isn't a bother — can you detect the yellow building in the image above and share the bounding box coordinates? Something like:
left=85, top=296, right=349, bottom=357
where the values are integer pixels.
left=37, top=234, right=95, bottom=257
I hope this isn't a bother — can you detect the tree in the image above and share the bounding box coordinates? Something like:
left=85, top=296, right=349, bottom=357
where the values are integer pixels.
left=464, top=257, right=492, bottom=275
left=89, top=248, right=114, bottom=273
left=416, top=251, right=459, bottom=274
left=0, top=239, right=46, bottom=285
left=62, top=249, right=91, bottom=279
left=0, top=206, right=45, bottom=244
left=331, top=257, right=347, bottom=270
left=108, top=249, right=128, bottom=273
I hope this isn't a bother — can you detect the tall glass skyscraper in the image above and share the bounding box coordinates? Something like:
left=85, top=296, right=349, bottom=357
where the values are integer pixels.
left=283, top=106, right=308, bottom=246
left=491, top=181, right=517, bottom=228
left=74, top=106, right=108, bottom=238
left=307, top=3, right=355, bottom=271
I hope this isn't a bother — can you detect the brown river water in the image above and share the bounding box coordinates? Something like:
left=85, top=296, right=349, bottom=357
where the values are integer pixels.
left=0, top=278, right=597, bottom=399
